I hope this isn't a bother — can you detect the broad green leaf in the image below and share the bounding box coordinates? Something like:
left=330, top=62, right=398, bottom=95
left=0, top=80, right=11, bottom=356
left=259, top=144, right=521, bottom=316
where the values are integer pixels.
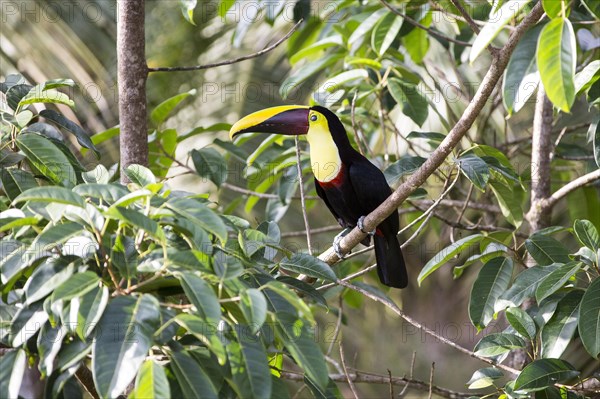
left=581, top=0, right=600, bottom=18
left=227, top=325, right=272, bottom=399
left=573, top=219, right=600, bottom=250
left=81, top=164, right=110, bottom=184
left=513, top=359, right=579, bottom=392
left=74, top=285, right=109, bottom=339
left=240, top=288, right=268, bottom=333
left=18, top=88, right=74, bottom=108
left=525, top=234, right=571, bottom=265
left=489, top=180, right=523, bottom=228
left=467, top=367, right=504, bottom=389
left=105, top=207, right=165, bottom=242
left=91, top=125, right=119, bottom=146
left=92, top=295, right=161, bottom=398
left=265, top=281, right=314, bottom=323
left=16, top=133, right=76, bottom=185
left=495, top=264, right=561, bottom=311
left=124, top=164, right=156, bottom=186
left=578, top=277, right=600, bottom=358
left=0, top=169, right=37, bottom=201
left=469, top=257, right=513, bottom=330
left=403, top=12, right=431, bottom=64
left=39, top=109, right=100, bottom=158
left=170, top=350, right=218, bottom=399
left=503, top=24, right=543, bottom=114
left=535, top=262, right=581, bottom=303
left=13, top=186, right=84, bottom=207
left=457, top=154, right=491, bottom=191
left=383, top=156, right=426, bottom=186
left=177, top=272, right=221, bottom=323
left=31, top=222, right=84, bottom=250
left=279, top=253, right=337, bottom=282
left=37, top=323, right=65, bottom=377
left=73, top=183, right=129, bottom=204
left=191, top=148, right=227, bottom=187
left=177, top=123, right=232, bottom=142
left=574, top=60, right=600, bottom=94
left=0, top=348, right=26, bottom=399
left=506, top=307, right=537, bottom=340
left=537, top=17, right=576, bottom=112
left=406, top=131, right=446, bottom=146
left=470, top=0, right=532, bottom=63
left=151, top=89, right=195, bottom=125
left=134, top=360, right=170, bottom=399
left=25, top=257, right=77, bottom=304
left=348, top=9, right=387, bottom=51
left=289, top=35, right=343, bottom=65
left=542, top=0, right=564, bottom=18
left=277, top=312, right=329, bottom=390
left=166, top=198, right=228, bottom=245
left=10, top=301, right=48, bottom=347
left=51, top=271, right=100, bottom=302
left=541, top=290, right=583, bottom=358
left=474, top=333, right=525, bottom=357
left=280, top=52, right=344, bottom=99
left=315, top=69, right=368, bottom=93
left=387, top=78, right=428, bottom=126
left=418, top=234, right=484, bottom=285
left=591, top=119, right=600, bottom=168
left=175, top=314, right=226, bottom=364
left=372, top=13, right=403, bottom=56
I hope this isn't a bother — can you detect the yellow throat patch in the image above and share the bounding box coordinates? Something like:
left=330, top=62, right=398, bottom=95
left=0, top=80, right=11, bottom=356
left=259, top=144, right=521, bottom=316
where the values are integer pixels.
left=305, top=110, right=342, bottom=182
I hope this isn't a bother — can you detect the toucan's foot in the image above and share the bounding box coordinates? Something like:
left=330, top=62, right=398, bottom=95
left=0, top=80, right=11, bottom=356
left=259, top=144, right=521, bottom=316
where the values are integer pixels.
left=333, top=228, right=351, bottom=259
left=357, top=216, right=375, bottom=236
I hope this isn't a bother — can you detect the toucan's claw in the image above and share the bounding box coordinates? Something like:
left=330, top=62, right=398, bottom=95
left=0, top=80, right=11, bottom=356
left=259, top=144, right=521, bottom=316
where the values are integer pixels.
left=357, top=216, right=375, bottom=236
left=333, top=228, right=351, bottom=259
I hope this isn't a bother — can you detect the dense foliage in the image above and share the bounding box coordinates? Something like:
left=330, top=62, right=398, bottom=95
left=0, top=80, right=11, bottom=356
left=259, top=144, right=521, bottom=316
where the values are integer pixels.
left=1, top=0, right=600, bottom=398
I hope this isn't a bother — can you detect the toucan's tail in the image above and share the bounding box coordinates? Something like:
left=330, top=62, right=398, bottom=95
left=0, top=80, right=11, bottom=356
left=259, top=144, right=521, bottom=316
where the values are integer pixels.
left=374, top=233, right=408, bottom=288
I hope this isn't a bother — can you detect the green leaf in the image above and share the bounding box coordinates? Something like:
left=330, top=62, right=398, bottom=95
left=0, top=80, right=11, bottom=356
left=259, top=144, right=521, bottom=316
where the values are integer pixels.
left=92, top=295, right=161, bottom=398
left=227, top=325, right=272, bottom=399
left=105, top=207, right=165, bottom=242
left=503, top=24, right=543, bottom=114
left=91, top=125, right=119, bottom=146
left=16, top=133, right=76, bottom=185
left=73, top=183, right=129, bottom=204
left=170, top=350, right=218, bottom=399
left=489, top=180, right=523, bottom=228
left=51, top=271, right=100, bottom=302
left=39, top=109, right=100, bottom=158
left=151, top=89, right=195, bottom=125
left=457, top=154, right=491, bottom=191
left=525, top=234, right=571, bottom=265
left=25, top=257, right=77, bottom=304
left=470, top=0, right=532, bottom=63
left=0, top=168, right=37, bottom=201
left=573, top=219, right=600, bottom=250
left=474, top=333, right=525, bottom=357
left=280, top=52, right=344, bottom=99
left=31, top=222, right=84, bottom=250
left=591, top=119, right=600, bottom=168
left=513, top=359, right=579, bottom=392
left=13, top=186, right=84, bottom=207
left=406, top=131, right=446, bottom=146
left=383, top=156, right=426, bottom=186
left=166, top=198, right=228, bottom=245
left=495, top=264, right=561, bottom=311
left=18, top=88, right=74, bottom=108
left=348, top=9, right=387, bottom=51
left=134, top=360, right=170, bottom=399
left=372, top=13, right=403, bottom=56
left=418, top=234, right=484, bottom=285
left=277, top=312, right=329, bottom=390
left=177, top=272, right=221, bottom=323
left=75, top=285, right=109, bottom=339
left=469, top=257, right=513, bottom=330
left=542, top=0, right=565, bottom=18
left=279, top=253, right=337, bottom=282
left=578, top=277, right=600, bottom=358
left=535, top=262, right=581, bottom=303
left=175, top=314, right=227, bottom=364
left=537, top=17, right=576, bottom=112
left=37, top=323, right=64, bottom=377
left=191, top=148, right=227, bottom=187
left=582, top=0, right=600, bottom=18
left=124, top=164, right=156, bottom=186
left=403, top=12, right=431, bottom=64
left=467, top=367, right=504, bottom=389
left=0, top=348, right=26, bottom=399
left=541, top=290, right=583, bottom=358
left=240, top=288, right=268, bottom=333
left=10, top=301, right=48, bottom=347
left=506, top=307, right=537, bottom=340
left=387, top=78, right=428, bottom=126
left=574, top=60, right=600, bottom=94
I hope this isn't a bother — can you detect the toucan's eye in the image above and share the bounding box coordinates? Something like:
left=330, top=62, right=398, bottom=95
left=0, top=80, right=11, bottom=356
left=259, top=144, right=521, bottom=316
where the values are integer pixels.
left=310, top=114, right=317, bottom=122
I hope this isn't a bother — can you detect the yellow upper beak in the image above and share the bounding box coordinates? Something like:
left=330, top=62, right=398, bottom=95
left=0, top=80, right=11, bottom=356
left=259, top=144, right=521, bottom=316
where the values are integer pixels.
left=229, top=105, right=310, bottom=140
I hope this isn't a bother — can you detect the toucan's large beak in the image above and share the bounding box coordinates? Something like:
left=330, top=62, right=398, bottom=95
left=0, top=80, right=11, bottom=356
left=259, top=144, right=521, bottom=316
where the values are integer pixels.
left=229, top=105, right=310, bottom=140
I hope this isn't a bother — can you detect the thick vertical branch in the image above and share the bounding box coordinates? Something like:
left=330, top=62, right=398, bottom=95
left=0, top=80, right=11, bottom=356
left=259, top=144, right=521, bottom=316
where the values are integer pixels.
left=117, top=0, right=148, bottom=182
left=526, top=85, right=554, bottom=232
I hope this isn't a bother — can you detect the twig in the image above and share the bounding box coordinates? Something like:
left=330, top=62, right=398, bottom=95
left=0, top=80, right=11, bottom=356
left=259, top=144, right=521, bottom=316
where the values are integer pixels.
left=340, top=342, right=360, bottom=399
left=428, top=362, right=436, bottom=399
left=399, top=352, right=417, bottom=397
left=544, top=169, right=600, bottom=209
left=279, top=370, right=472, bottom=398
left=379, top=0, right=473, bottom=47
left=148, top=20, right=302, bottom=72
left=451, top=182, right=474, bottom=242
left=316, top=2, right=544, bottom=267
left=295, top=137, right=313, bottom=255
left=412, top=199, right=501, bottom=213
left=326, top=297, right=344, bottom=356
left=387, top=369, right=394, bottom=398
left=449, top=0, right=481, bottom=33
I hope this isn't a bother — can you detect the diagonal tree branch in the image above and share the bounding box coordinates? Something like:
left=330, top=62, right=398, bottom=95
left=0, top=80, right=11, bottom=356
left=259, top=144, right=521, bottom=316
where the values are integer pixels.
left=543, top=169, right=600, bottom=209
left=318, top=1, right=545, bottom=266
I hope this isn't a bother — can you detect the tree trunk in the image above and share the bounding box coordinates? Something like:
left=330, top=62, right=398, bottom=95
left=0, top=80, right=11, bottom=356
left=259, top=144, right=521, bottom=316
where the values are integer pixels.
left=117, top=0, right=148, bottom=182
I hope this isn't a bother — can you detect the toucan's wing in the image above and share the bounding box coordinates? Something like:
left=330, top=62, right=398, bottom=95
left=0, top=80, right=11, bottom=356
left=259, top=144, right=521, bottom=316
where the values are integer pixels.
left=314, top=177, right=345, bottom=227
left=347, top=158, right=393, bottom=215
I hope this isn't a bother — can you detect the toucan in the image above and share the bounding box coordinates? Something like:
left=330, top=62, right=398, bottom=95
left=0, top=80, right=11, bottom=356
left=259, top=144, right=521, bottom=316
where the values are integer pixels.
left=229, top=105, right=408, bottom=288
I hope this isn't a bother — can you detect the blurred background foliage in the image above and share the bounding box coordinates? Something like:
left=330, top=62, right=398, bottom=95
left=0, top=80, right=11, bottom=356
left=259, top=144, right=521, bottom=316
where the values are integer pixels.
left=2, top=0, right=600, bottom=397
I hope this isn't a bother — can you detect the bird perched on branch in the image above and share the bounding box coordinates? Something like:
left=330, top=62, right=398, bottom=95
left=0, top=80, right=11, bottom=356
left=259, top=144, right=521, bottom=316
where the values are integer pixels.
left=230, top=105, right=407, bottom=288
